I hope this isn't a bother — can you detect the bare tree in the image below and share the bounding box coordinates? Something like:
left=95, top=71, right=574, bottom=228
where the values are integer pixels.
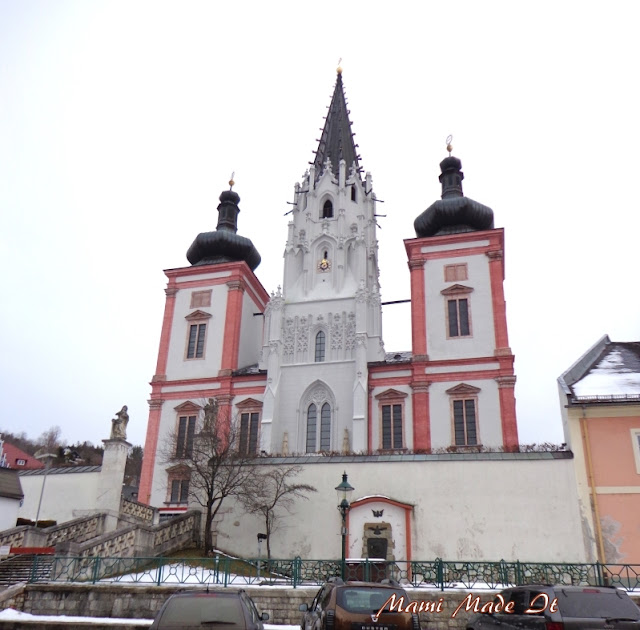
left=37, top=426, right=63, bottom=452
left=163, top=398, right=257, bottom=555
left=241, top=465, right=316, bottom=560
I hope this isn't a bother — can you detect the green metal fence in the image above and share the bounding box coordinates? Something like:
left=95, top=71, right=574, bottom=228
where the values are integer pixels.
left=19, top=555, right=640, bottom=591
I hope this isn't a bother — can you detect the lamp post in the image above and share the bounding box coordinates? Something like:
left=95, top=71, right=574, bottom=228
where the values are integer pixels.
left=335, top=471, right=354, bottom=580
left=34, top=451, right=56, bottom=526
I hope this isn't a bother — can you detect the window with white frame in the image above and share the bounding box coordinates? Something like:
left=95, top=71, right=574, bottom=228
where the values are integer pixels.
left=184, top=310, right=212, bottom=360
left=375, top=389, right=408, bottom=450
left=631, top=429, right=640, bottom=474
left=446, top=383, right=481, bottom=446
left=441, top=285, right=473, bottom=339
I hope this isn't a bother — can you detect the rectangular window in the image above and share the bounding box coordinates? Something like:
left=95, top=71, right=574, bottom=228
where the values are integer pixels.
left=381, top=404, right=403, bottom=449
left=447, top=298, right=470, bottom=337
left=176, top=415, right=196, bottom=458
left=186, top=323, right=207, bottom=359
left=239, top=412, right=260, bottom=455
left=444, top=263, right=468, bottom=282
left=170, top=479, right=189, bottom=503
left=190, top=290, right=212, bottom=308
left=453, top=399, right=478, bottom=446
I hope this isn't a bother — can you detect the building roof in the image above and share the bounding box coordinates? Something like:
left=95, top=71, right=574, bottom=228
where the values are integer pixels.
left=558, top=334, right=640, bottom=404
left=0, top=467, right=24, bottom=500
left=414, top=154, right=495, bottom=238
left=313, top=71, right=360, bottom=181
left=186, top=189, right=261, bottom=270
left=0, top=442, right=45, bottom=470
left=18, top=465, right=101, bottom=476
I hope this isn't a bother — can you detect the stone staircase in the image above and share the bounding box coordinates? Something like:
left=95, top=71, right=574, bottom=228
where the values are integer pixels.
left=0, top=555, right=54, bottom=586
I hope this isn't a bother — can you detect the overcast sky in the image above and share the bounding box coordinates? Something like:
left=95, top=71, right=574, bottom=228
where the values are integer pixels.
left=1, top=1, right=638, bottom=451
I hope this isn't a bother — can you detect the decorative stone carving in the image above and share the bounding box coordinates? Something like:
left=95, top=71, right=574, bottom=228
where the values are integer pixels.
left=345, top=313, right=356, bottom=351
left=110, top=405, right=129, bottom=440
left=283, top=317, right=295, bottom=359
left=331, top=313, right=343, bottom=350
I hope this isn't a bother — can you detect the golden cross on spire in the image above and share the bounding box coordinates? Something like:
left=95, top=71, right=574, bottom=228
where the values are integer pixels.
left=229, top=171, right=235, bottom=190
left=446, top=135, right=453, bottom=156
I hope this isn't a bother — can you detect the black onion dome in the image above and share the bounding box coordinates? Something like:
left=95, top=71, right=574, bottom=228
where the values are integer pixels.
left=186, top=189, right=261, bottom=270
left=414, top=155, right=494, bottom=238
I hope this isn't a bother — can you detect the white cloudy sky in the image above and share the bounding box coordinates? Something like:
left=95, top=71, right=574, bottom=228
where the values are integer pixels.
left=1, top=1, right=638, bottom=450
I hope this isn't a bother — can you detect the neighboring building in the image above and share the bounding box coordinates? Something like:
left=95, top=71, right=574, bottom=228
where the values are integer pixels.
left=139, top=70, right=588, bottom=562
left=0, top=467, right=23, bottom=530
left=559, top=335, right=640, bottom=563
left=0, top=439, right=45, bottom=471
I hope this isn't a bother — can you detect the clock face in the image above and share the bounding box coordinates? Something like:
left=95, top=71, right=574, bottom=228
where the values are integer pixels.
left=318, top=258, right=331, bottom=272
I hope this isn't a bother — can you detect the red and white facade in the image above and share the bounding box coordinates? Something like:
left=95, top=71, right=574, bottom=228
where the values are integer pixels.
left=138, top=73, right=590, bottom=562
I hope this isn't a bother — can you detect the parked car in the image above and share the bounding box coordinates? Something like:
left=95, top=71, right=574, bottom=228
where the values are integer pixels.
left=300, top=578, right=420, bottom=630
left=467, top=584, right=640, bottom=630
left=150, top=590, right=269, bottom=630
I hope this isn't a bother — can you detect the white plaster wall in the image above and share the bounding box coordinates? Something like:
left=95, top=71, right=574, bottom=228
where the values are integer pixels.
left=0, top=496, right=20, bottom=530
left=237, top=290, right=264, bottom=370
left=425, top=253, right=495, bottom=361
left=349, top=500, right=407, bottom=560
left=369, top=385, right=414, bottom=451
left=429, top=379, right=503, bottom=448
left=165, top=283, right=228, bottom=381
left=215, top=458, right=588, bottom=563
left=18, top=471, right=101, bottom=523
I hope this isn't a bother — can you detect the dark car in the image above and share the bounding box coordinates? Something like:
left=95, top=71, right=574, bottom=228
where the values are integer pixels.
left=150, top=590, right=269, bottom=630
left=467, top=584, right=640, bottom=630
left=300, top=578, right=420, bottom=630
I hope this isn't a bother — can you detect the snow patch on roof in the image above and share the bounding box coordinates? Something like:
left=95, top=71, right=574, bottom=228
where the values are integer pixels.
left=573, top=348, right=640, bottom=397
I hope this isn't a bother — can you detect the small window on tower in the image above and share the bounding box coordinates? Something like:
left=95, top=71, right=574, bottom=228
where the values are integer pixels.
left=315, top=330, right=326, bottom=362
left=322, top=200, right=333, bottom=218
left=444, top=264, right=468, bottom=282
left=190, top=290, right=212, bottom=308
left=184, top=310, right=212, bottom=359
left=441, top=285, right=473, bottom=339
left=351, top=186, right=357, bottom=202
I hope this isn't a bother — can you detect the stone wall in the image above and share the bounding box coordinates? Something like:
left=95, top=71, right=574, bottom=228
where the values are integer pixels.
left=120, top=498, right=155, bottom=524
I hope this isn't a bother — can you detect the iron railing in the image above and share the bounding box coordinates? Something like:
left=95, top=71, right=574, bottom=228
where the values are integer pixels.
left=14, top=555, right=640, bottom=591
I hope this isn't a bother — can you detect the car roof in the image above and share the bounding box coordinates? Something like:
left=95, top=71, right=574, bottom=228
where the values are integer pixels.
left=507, top=585, right=620, bottom=592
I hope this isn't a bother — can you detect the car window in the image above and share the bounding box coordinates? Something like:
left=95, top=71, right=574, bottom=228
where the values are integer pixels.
left=336, top=588, right=406, bottom=613
left=242, top=593, right=259, bottom=624
left=556, top=591, right=640, bottom=619
left=319, top=585, right=333, bottom=609
left=159, top=595, right=245, bottom=628
left=507, top=591, right=528, bottom=615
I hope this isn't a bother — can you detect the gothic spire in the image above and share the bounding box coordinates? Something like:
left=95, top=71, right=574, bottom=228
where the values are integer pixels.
left=313, top=70, right=360, bottom=180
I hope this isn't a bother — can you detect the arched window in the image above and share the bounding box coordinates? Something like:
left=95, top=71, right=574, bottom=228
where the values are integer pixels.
left=306, top=404, right=317, bottom=452
left=306, top=402, right=331, bottom=452
left=320, top=403, right=331, bottom=451
left=322, top=200, right=333, bottom=218
left=351, top=186, right=356, bottom=202
left=315, top=330, right=326, bottom=362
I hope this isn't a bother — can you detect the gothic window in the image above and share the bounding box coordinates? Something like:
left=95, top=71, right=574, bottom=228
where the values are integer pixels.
left=351, top=186, right=356, bottom=202
left=322, top=199, right=333, bottom=218
left=441, top=285, right=473, bottom=339
left=306, top=402, right=331, bottom=452
left=176, top=415, right=196, bottom=458
left=315, top=330, right=326, bottom=362
left=184, top=310, right=212, bottom=359
left=306, top=404, right=317, bottom=452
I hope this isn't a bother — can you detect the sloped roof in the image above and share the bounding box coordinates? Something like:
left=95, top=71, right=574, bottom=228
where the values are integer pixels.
left=18, top=465, right=101, bottom=476
left=559, top=335, right=640, bottom=404
left=0, top=467, right=24, bottom=500
left=0, top=442, right=45, bottom=470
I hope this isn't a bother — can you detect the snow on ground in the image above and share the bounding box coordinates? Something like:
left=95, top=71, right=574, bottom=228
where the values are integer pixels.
left=0, top=610, right=298, bottom=629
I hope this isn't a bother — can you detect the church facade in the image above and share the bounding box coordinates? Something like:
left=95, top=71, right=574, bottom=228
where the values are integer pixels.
left=139, top=71, right=591, bottom=563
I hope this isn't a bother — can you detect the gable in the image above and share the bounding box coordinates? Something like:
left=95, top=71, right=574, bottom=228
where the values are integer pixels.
left=174, top=401, right=202, bottom=413
left=446, top=383, right=482, bottom=396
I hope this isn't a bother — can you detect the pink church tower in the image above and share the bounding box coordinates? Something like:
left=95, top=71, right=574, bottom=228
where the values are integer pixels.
left=138, top=184, right=268, bottom=508
left=404, top=149, right=519, bottom=451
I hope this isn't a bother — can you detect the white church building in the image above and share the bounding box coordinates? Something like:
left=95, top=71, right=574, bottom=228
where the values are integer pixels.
left=139, top=71, right=592, bottom=563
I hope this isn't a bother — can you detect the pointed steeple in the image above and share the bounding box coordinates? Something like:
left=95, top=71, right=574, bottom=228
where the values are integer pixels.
left=313, top=70, right=360, bottom=180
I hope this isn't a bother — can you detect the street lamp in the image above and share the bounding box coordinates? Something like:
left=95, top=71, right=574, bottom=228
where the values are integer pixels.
left=335, top=471, right=354, bottom=580
left=34, top=450, right=56, bottom=526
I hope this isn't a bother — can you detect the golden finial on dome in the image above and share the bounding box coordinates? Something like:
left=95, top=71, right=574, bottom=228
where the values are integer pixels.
left=337, top=57, right=342, bottom=74
left=229, top=171, right=235, bottom=190
left=446, top=135, right=453, bottom=156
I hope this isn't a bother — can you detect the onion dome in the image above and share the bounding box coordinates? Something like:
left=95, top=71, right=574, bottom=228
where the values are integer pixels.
left=414, top=154, right=494, bottom=238
left=186, top=187, right=261, bottom=270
